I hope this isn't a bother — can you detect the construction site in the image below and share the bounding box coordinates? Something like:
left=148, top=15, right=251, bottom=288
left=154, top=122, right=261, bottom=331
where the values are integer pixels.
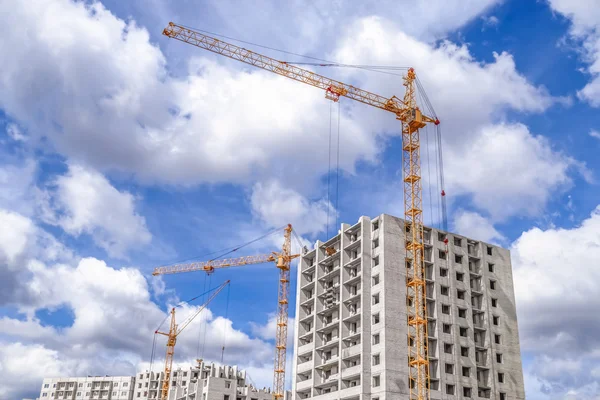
left=35, top=21, right=525, bottom=400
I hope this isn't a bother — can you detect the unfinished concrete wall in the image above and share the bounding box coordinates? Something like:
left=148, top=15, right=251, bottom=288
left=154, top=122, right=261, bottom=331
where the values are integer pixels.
left=291, top=213, right=525, bottom=400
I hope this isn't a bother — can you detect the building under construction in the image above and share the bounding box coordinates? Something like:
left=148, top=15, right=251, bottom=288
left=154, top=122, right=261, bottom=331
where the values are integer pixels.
left=135, top=361, right=275, bottom=400
left=291, top=214, right=525, bottom=400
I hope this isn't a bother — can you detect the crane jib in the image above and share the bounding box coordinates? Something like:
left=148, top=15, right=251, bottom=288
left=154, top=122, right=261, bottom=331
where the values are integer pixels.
left=162, top=22, right=440, bottom=400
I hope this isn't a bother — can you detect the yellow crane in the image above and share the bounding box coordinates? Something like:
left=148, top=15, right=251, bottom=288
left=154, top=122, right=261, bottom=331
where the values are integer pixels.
left=153, top=224, right=299, bottom=400
left=156, top=279, right=230, bottom=400
left=161, top=22, right=440, bottom=400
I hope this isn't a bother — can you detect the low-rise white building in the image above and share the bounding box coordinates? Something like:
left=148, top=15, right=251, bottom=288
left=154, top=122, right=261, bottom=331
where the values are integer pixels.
left=135, top=360, right=273, bottom=400
left=38, top=376, right=135, bottom=400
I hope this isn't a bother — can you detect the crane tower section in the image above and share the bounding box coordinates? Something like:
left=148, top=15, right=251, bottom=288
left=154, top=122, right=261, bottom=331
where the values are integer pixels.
left=162, top=22, right=439, bottom=400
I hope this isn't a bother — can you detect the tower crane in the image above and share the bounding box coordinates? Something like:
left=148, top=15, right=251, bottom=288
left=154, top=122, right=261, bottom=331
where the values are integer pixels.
left=156, top=279, right=230, bottom=400
left=161, top=22, right=440, bottom=400
left=153, top=224, right=299, bottom=400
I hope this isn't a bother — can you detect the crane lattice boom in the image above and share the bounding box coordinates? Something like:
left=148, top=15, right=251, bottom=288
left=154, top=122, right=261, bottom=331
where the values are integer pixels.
left=155, top=280, right=230, bottom=400
left=162, top=22, right=440, bottom=400
left=153, top=225, right=299, bottom=400
left=153, top=254, right=276, bottom=276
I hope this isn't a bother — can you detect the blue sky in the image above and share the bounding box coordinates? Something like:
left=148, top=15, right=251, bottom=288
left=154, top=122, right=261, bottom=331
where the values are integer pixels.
left=1, top=0, right=600, bottom=399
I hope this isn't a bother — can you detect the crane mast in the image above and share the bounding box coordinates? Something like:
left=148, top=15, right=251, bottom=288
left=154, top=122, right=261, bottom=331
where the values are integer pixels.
left=153, top=225, right=299, bottom=400
left=156, top=280, right=230, bottom=400
left=162, top=22, right=439, bottom=400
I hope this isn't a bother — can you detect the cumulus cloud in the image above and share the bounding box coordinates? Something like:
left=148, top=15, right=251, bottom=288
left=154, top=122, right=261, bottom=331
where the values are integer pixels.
left=39, top=164, right=151, bottom=258
left=329, top=17, right=579, bottom=220
left=511, top=206, right=600, bottom=397
left=0, top=208, right=73, bottom=308
left=0, top=215, right=275, bottom=399
left=0, top=158, right=37, bottom=216
left=453, top=210, right=505, bottom=244
left=446, top=123, right=582, bottom=219
left=0, top=0, right=576, bottom=221
left=482, top=15, right=500, bottom=29
left=251, top=180, right=335, bottom=236
left=0, top=0, right=375, bottom=192
left=548, top=0, right=600, bottom=106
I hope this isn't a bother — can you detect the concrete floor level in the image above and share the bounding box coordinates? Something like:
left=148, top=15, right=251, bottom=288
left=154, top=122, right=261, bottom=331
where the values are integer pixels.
left=291, top=214, right=525, bottom=400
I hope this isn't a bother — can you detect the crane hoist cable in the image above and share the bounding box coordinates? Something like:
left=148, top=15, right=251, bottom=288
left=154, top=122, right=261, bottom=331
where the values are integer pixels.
left=285, top=60, right=449, bottom=232
left=195, top=273, right=208, bottom=359
left=201, top=273, right=212, bottom=358
left=336, top=101, right=341, bottom=231
left=220, top=283, right=231, bottom=363
left=162, top=22, right=442, bottom=400
left=150, top=280, right=230, bottom=400
left=153, top=224, right=299, bottom=400
left=327, top=100, right=333, bottom=238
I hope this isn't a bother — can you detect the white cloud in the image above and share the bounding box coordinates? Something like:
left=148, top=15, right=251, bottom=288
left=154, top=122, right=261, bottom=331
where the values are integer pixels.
left=6, top=123, right=27, bottom=142
left=453, top=210, right=505, bottom=244
left=0, top=0, right=566, bottom=214
left=590, top=129, right=600, bottom=139
left=135, top=0, right=502, bottom=60
left=0, top=209, right=34, bottom=263
left=250, top=313, right=296, bottom=349
left=0, top=207, right=278, bottom=398
left=0, top=208, right=73, bottom=308
left=0, top=159, right=37, bottom=216
left=0, top=0, right=375, bottom=192
left=0, top=342, right=86, bottom=399
left=481, top=15, right=500, bottom=29
left=548, top=0, right=600, bottom=106
left=251, top=180, right=335, bottom=236
left=329, top=17, right=580, bottom=220
left=446, top=123, right=581, bottom=219
left=39, top=164, right=151, bottom=258
left=512, top=205, right=600, bottom=397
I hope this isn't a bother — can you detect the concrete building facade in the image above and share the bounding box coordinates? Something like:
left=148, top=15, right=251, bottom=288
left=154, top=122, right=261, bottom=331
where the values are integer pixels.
left=135, top=360, right=274, bottom=400
left=38, top=376, right=135, bottom=400
left=291, top=214, right=525, bottom=400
